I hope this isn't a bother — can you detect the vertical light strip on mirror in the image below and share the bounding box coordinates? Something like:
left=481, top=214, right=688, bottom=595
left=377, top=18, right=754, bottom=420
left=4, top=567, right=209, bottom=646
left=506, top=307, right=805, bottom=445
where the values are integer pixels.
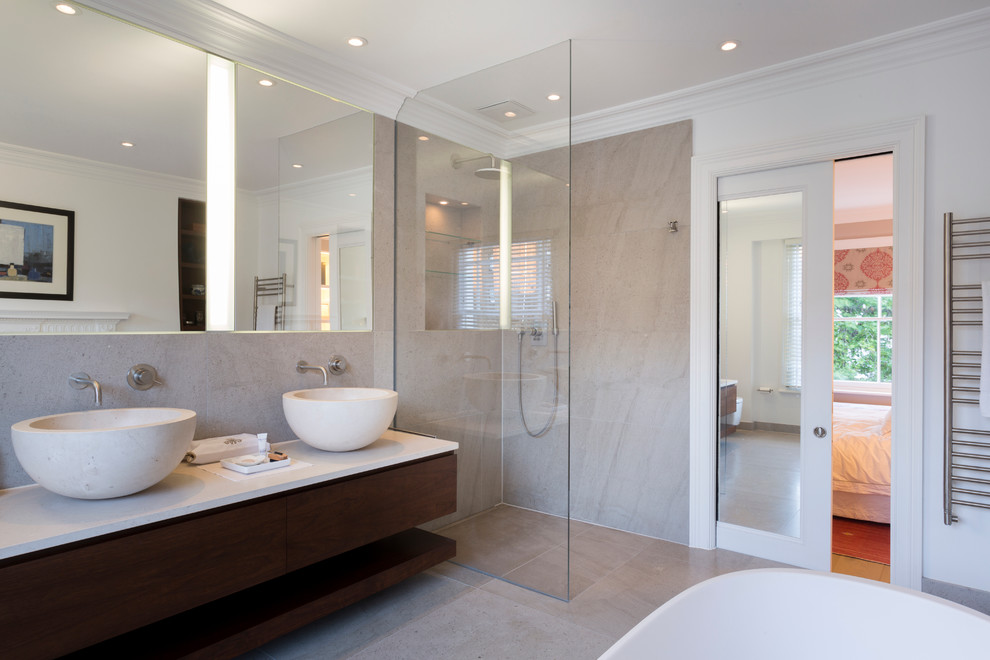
left=499, top=159, right=512, bottom=329
left=206, top=54, right=236, bottom=330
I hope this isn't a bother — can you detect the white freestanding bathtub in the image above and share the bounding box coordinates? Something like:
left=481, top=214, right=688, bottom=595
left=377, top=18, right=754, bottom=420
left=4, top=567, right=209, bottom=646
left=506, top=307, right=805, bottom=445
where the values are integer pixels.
left=599, top=569, right=990, bottom=659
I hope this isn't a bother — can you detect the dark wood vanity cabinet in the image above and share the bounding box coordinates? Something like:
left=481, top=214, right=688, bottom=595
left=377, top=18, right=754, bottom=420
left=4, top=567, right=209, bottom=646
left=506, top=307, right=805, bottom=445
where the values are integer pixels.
left=0, top=453, right=456, bottom=660
left=286, top=453, right=457, bottom=571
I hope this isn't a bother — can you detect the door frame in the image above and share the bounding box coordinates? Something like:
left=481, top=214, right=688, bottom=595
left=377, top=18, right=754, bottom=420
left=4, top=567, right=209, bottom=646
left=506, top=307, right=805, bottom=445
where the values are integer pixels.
left=688, top=116, right=926, bottom=589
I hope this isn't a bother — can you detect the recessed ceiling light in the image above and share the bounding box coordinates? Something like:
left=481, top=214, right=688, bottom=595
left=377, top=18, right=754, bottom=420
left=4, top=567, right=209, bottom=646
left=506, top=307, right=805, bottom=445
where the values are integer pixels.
left=720, top=40, right=738, bottom=52
left=347, top=37, right=368, bottom=47
left=439, top=200, right=449, bottom=205
left=120, top=141, right=134, bottom=148
left=292, top=163, right=303, bottom=169
left=258, top=79, right=275, bottom=87
left=504, top=111, right=517, bottom=118
left=348, top=193, right=357, bottom=197
left=460, top=202, right=469, bottom=206
left=547, top=94, right=561, bottom=102
left=54, top=2, right=77, bottom=15
left=418, top=135, right=430, bottom=141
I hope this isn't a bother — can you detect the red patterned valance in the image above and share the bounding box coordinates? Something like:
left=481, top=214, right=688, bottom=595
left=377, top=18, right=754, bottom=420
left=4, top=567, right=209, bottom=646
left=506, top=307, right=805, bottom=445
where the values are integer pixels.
left=834, top=246, right=893, bottom=294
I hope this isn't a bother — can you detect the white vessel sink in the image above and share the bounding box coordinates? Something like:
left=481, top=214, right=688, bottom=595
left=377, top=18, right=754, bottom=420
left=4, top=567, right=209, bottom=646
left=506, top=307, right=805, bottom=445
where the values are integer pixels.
left=283, top=387, right=397, bottom=452
left=11, top=408, right=196, bottom=500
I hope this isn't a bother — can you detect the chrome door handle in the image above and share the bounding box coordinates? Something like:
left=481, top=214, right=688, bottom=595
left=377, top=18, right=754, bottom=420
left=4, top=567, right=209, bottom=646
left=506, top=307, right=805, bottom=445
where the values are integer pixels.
left=813, top=426, right=828, bottom=438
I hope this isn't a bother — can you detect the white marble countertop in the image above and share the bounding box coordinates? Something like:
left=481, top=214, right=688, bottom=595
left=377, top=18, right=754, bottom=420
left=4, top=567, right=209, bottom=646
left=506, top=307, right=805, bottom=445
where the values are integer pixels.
left=0, top=430, right=457, bottom=561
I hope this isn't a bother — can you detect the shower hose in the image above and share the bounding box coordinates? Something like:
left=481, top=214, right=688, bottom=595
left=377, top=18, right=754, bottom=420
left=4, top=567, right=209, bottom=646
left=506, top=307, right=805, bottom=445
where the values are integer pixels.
left=517, top=327, right=559, bottom=438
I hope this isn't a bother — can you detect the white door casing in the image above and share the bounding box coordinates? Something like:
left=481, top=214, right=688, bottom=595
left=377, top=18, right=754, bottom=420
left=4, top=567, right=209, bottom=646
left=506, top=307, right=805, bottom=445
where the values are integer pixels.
left=689, top=117, right=925, bottom=589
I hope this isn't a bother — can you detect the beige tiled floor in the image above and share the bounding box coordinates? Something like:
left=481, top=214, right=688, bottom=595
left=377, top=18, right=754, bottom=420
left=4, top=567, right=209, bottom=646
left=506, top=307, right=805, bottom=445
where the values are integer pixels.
left=438, top=504, right=651, bottom=601
left=244, top=506, right=792, bottom=659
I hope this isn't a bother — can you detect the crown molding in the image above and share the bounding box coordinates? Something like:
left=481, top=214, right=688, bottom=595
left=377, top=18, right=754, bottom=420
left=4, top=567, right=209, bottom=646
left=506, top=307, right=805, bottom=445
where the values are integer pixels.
left=402, top=6, right=990, bottom=156
left=81, top=0, right=414, bottom=117
left=83, top=2, right=990, bottom=149
left=571, top=7, right=990, bottom=144
left=0, top=142, right=204, bottom=196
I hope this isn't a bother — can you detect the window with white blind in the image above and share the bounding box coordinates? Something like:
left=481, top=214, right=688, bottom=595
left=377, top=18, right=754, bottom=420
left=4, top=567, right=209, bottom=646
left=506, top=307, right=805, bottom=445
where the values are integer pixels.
left=455, top=239, right=553, bottom=330
left=782, top=239, right=802, bottom=390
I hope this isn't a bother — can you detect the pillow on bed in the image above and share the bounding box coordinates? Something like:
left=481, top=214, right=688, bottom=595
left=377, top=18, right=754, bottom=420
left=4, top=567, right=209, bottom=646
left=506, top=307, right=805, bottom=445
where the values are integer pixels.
left=881, top=408, right=892, bottom=436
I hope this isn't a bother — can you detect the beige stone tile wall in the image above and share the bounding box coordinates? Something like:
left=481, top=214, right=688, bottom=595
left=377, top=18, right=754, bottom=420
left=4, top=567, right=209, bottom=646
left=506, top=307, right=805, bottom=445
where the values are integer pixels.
left=568, top=120, right=693, bottom=541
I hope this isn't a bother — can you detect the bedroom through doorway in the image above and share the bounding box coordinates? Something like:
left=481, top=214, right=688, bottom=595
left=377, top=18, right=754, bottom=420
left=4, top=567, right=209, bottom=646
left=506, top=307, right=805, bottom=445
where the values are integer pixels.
left=829, top=153, right=894, bottom=582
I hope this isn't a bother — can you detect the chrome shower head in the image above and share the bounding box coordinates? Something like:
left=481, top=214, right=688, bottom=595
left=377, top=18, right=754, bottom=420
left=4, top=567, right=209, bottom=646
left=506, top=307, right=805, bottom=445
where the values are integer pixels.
left=475, top=154, right=501, bottom=180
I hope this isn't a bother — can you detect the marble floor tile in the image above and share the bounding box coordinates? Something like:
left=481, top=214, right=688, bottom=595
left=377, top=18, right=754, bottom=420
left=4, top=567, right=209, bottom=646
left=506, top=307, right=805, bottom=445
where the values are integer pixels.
left=438, top=505, right=570, bottom=578
left=481, top=568, right=662, bottom=640
left=244, top=507, right=807, bottom=659
left=500, top=528, right=645, bottom=601
left=426, top=560, right=494, bottom=588
left=250, top=572, right=469, bottom=660
left=344, top=588, right=615, bottom=660
left=571, top=521, right=656, bottom=553
left=481, top=527, right=789, bottom=641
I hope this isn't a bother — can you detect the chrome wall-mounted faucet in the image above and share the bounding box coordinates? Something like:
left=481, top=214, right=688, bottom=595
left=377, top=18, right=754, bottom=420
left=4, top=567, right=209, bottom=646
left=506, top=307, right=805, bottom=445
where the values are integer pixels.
left=297, top=360, right=329, bottom=386
left=69, top=372, right=102, bottom=406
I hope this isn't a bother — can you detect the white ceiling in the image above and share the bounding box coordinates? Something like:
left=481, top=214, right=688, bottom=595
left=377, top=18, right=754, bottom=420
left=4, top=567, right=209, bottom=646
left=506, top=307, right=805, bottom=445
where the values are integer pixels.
left=1, top=0, right=369, bottom=187
left=213, top=0, right=990, bottom=116
left=5, top=0, right=990, bottom=184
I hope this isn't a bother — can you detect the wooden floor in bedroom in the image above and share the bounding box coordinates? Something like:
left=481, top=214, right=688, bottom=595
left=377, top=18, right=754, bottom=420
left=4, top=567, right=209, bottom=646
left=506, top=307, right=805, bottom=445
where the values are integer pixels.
left=832, top=516, right=890, bottom=564
left=832, top=554, right=890, bottom=583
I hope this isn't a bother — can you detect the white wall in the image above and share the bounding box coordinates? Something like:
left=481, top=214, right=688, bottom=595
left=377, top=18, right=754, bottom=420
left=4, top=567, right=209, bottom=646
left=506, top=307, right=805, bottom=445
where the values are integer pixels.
left=0, top=147, right=203, bottom=331
left=722, top=200, right=802, bottom=427
left=691, top=41, right=990, bottom=592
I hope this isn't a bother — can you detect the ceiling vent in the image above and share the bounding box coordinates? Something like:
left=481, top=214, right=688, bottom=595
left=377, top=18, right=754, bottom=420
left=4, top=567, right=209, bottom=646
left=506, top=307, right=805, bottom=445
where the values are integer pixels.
left=475, top=100, right=535, bottom=122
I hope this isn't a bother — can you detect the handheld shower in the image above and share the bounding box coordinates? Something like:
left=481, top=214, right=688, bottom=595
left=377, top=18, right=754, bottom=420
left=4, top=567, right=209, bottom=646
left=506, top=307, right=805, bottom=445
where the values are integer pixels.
left=517, top=300, right=560, bottom=438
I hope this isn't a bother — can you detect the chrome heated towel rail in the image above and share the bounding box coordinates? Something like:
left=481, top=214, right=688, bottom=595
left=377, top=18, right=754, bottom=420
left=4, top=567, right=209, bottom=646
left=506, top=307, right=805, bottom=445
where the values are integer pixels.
left=944, top=212, right=990, bottom=524
left=253, top=273, right=287, bottom=331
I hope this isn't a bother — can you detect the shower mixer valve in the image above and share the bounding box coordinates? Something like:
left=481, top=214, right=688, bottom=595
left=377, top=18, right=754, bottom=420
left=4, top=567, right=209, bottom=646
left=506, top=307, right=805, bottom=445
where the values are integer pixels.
left=530, top=325, right=547, bottom=346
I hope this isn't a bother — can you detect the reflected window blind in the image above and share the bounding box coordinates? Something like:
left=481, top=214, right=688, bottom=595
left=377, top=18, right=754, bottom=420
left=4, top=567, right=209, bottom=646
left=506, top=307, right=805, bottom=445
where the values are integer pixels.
left=782, top=239, right=802, bottom=390
left=456, top=239, right=552, bottom=330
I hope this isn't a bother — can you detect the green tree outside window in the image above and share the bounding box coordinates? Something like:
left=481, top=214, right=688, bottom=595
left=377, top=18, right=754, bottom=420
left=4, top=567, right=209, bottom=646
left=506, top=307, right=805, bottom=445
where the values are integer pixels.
left=833, top=294, right=892, bottom=382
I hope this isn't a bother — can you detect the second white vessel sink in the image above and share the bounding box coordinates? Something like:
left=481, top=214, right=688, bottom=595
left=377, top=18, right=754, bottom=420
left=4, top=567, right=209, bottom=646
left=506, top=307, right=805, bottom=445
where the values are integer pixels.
left=11, top=407, right=196, bottom=500
left=283, top=387, right=397, bottom=452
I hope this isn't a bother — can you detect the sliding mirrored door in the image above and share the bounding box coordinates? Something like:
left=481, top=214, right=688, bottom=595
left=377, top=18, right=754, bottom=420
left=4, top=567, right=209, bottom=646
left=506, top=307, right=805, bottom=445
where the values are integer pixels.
left=716, top=162, right=833, bottom=570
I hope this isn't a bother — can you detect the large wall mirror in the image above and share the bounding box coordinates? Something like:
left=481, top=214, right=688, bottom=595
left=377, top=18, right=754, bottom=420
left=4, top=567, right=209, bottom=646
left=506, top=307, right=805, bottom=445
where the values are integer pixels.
left=0, top=0, right=205, bottom=332
left=0, top=1, right=374, bottom=334
left=233, top=66, right=374, bottom=332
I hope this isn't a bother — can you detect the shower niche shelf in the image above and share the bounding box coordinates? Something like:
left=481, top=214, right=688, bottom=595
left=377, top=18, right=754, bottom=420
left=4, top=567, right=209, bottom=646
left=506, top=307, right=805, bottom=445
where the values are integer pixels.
left=426, top=230, right=481, bottom=244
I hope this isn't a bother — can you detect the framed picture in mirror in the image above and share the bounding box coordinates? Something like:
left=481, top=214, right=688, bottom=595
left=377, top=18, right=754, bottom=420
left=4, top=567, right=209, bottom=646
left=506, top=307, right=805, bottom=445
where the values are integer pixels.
left=0, top=200, right=74, bottom=301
